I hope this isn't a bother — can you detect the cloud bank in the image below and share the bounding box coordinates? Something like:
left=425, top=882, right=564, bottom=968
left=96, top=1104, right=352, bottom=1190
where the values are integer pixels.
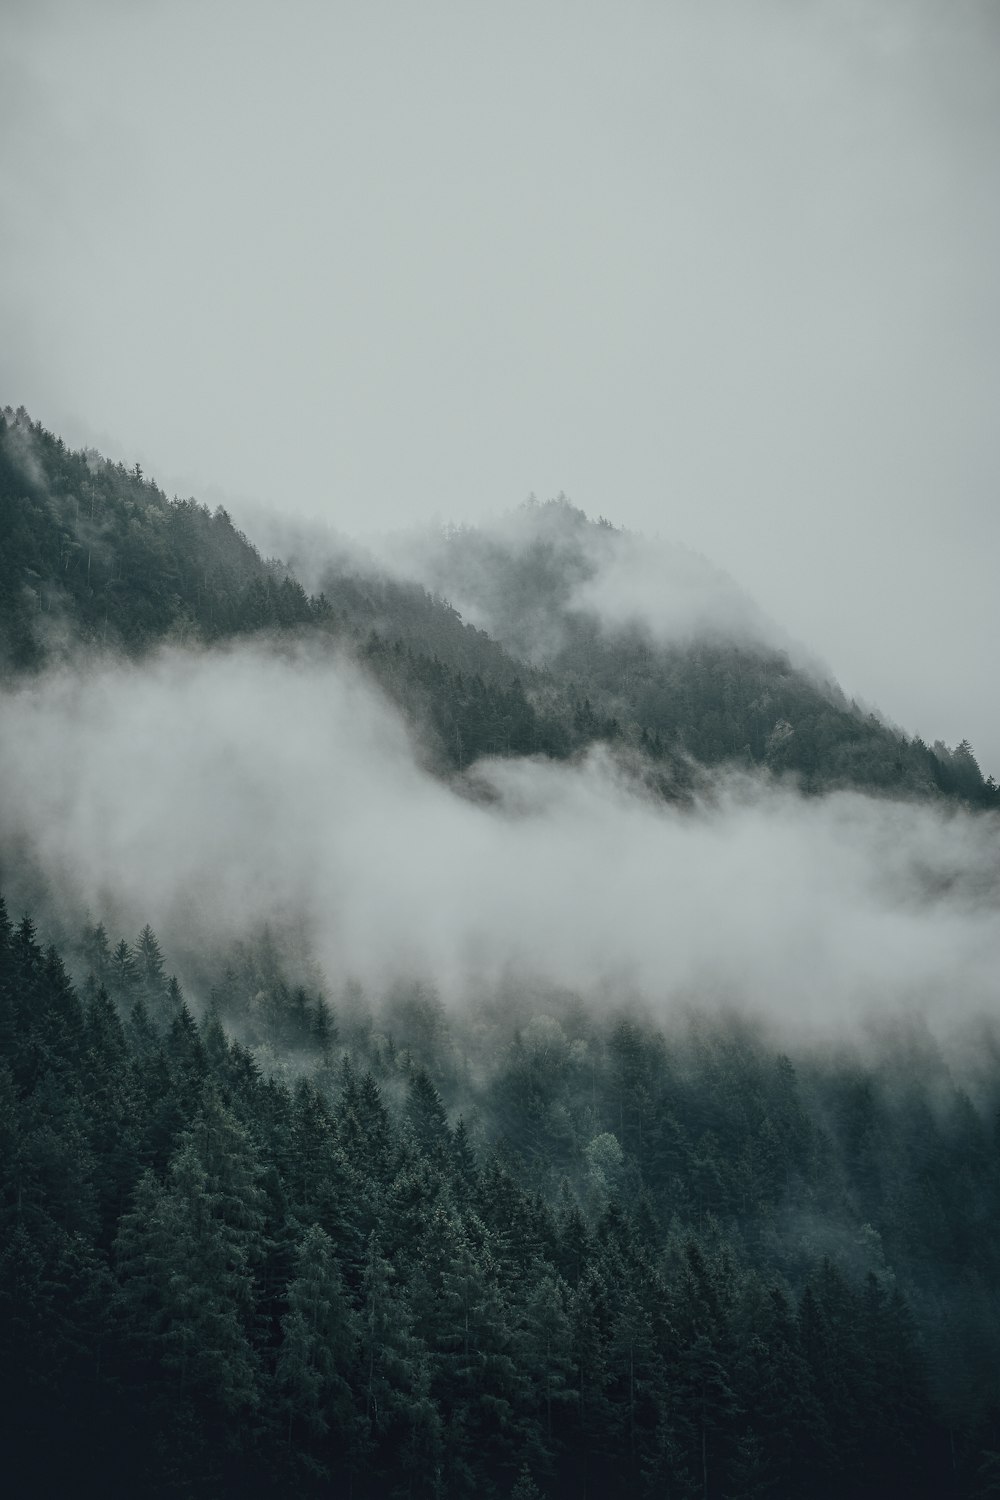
left=0, top=641, right=996, bottom=1042
left=335, top=501, right=810, bottom=670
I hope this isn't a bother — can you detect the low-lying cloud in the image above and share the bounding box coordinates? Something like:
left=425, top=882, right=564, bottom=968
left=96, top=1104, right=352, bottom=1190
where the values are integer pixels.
left=0, top=640, right=996, bottom=1042
left=238, top=497, right=807, bottom=672
left=564, top=527, right=794, bottom=654
left=374, top=503, right=800, bottom=665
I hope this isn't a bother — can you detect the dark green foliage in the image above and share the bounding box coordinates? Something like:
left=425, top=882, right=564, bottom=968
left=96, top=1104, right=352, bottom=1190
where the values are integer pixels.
left=275, top=1223, right=360, bottom=1483
left=3, top=896, right=999, bottom=1496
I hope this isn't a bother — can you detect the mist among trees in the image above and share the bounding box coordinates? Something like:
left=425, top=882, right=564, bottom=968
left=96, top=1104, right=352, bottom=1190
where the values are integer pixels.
left=2, top=410, right=999, bottom=1497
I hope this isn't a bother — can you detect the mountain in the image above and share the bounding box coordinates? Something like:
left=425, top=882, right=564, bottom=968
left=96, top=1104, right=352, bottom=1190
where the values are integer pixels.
left=1, top=406, right=995, bottom=804
left=2, top=407, right=1000, bottom=1499
left=333, top=498, right=998, bottom=800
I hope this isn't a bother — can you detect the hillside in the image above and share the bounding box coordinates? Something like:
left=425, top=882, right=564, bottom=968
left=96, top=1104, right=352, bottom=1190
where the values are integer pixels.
left=1, top=407, right=995, bottom=803
left=379, top=499, right=997, bottom=802
left=0, top=408, right=578, bottom=772
left=2, top=409, right=1000, bottom=1498
left=3, top=896, right=1000, bottom=1499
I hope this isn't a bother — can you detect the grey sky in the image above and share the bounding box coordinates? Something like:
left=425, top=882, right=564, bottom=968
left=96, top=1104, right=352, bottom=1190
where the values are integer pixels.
left=3, top=0, right=999, bottom=772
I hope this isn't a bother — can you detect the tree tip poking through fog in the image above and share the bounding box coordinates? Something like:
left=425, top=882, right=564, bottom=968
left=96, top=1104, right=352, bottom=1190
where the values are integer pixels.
left=0, top=638, right=997, bottom=1049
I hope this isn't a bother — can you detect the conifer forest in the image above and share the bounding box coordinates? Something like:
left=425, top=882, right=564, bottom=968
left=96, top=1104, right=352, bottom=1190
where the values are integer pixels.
left=2, top=409, right=1000, bottom=1499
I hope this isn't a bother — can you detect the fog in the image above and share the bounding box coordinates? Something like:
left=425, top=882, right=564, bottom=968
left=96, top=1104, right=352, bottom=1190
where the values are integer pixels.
left=2, top=641, right=996, bottom=1043
left=242, top=496, right=822, bottom=685
left=379, top=502, right=811, bottom=667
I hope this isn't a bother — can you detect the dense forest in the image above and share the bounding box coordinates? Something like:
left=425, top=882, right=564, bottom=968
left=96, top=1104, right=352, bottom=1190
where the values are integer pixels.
left=4, top=901, right=1000, bottom=1498
left=2, top=408, right=1000, bottom=1497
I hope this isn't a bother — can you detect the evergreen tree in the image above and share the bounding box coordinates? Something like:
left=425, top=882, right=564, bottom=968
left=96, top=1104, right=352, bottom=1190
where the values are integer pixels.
left=275, top=1223, right=360, bottom=1484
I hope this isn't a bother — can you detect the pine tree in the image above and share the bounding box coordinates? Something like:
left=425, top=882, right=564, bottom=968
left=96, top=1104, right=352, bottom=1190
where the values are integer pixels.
left=114, top=1087, right=265, bottom=1421
left=275, top=1223, right=360, bottom=1482
left=134, top=926, right=166, bottom=993
left=82, top=921, right=111, bottom=982
left=310, top=995, right=337, bottom=1059
left=407, top=1067, right=452, bottom=1162
left=82, top=983, right=140, bottom=1239
left=109, top=937, right=139, bottom=1000
left=358, top=1233, right=442, bottom=1493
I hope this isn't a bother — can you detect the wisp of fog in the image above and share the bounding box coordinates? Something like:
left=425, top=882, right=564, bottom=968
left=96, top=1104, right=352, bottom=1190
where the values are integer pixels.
left=0, top=640, right=996, bottom=1041
left=241, top=496, right=817, bottom=679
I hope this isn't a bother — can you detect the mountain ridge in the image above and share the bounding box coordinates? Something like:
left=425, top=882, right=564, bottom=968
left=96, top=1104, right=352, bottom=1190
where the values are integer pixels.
left=1, top=405, right=995, bottom=805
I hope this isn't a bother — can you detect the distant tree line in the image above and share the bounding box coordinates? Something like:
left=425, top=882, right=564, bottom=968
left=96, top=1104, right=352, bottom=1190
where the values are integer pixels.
left=2, top=407, right=996, bottom=804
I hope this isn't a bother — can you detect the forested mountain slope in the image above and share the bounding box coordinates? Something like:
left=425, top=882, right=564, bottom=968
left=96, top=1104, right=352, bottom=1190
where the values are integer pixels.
left=2, top=407, right=1000, bottom=1498
left=1, top=406, right=995, bottom=802
left=0, top=408, right=591, bottom=771
left=4, top=898, right=1000, bottom=1499
left=387, top=498, right=998, bottom=801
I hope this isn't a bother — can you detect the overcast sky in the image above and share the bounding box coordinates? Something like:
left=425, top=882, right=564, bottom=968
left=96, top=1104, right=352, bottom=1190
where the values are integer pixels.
left=3, top=0, right=999, bottom=773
